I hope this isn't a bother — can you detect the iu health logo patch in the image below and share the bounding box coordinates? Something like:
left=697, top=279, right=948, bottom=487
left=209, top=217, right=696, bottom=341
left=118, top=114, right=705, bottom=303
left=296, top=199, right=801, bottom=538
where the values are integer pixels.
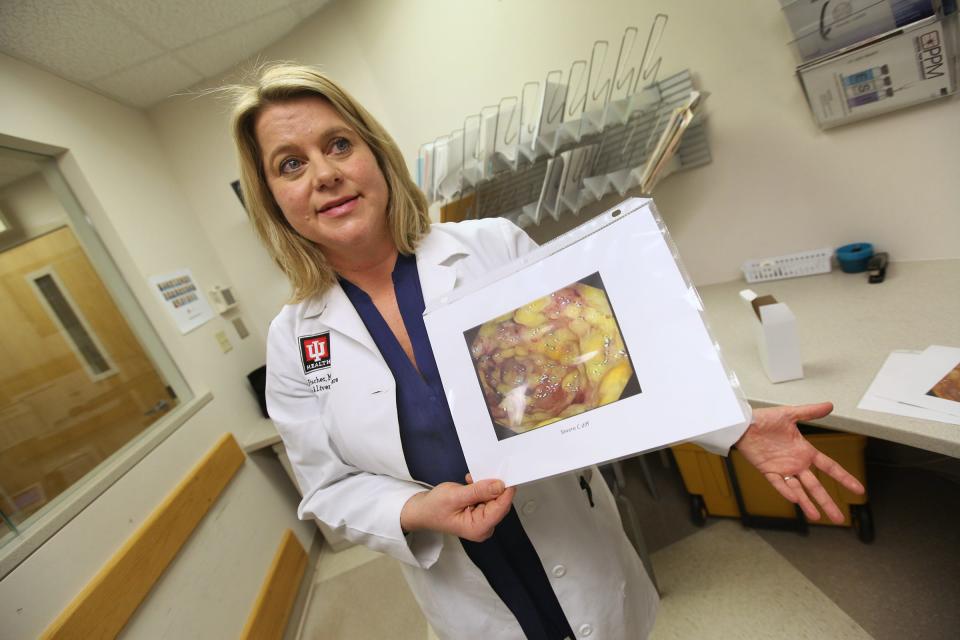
left=299, top=332, right=331, bottom=373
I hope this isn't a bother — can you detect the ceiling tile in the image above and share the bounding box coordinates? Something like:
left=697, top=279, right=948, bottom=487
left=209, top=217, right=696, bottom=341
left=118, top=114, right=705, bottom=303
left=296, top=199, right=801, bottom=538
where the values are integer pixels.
left=102, top=0, right=291, bottom=49
left=91, top=55, right=205, bottom=108
left=175, top=8, right=300, bottom=78
left=0, top=0, right=164, bottom=81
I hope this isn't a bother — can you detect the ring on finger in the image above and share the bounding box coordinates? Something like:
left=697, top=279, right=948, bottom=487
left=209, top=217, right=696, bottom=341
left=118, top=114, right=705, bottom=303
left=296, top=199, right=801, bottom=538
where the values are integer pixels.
left=783, top=475, right=795, bottom=481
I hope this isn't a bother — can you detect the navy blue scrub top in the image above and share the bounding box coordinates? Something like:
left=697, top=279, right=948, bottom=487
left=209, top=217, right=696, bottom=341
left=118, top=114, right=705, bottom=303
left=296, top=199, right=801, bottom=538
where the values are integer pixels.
left=340, top=252, right=574, bottom=640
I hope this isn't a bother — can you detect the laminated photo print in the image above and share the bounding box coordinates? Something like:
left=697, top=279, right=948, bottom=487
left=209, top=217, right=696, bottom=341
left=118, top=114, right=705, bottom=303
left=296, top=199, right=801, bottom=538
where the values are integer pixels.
left=424, top=198, right=751, bottom=486
left=463, top=272, right=642, bottom=441
left=906, top=345, right=960, bottom=418
left=928, top=364, right=960, bottom=402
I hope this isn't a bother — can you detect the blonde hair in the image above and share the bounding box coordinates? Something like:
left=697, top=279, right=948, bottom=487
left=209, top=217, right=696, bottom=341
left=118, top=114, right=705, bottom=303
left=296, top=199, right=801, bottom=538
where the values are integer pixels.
left=228, top=63, right=430, bottom=301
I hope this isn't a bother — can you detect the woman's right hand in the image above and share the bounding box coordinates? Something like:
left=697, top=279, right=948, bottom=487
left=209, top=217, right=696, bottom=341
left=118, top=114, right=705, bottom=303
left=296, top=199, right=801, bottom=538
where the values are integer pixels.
left=400, top=476, right=516, bottom=542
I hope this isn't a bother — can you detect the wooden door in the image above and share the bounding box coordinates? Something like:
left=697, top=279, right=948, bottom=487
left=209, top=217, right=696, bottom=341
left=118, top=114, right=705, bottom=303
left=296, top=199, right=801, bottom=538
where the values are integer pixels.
left=0, top=226, right=177, bottom=534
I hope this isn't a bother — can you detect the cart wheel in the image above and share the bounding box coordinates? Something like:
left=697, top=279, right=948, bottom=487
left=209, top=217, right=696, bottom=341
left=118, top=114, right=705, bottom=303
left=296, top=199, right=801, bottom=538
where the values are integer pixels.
left=690, top=494, right=708, bottom=527
left=850, top=504, right=874, bottom=543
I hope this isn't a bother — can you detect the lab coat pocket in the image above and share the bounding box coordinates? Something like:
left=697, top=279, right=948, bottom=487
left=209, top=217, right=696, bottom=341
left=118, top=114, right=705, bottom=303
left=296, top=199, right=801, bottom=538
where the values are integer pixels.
left=327, top=382, right=407, bottom=479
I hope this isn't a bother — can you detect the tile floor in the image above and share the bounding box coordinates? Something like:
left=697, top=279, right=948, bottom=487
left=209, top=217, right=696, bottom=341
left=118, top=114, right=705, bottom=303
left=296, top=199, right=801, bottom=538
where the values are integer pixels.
left=296, top=521, right=871, bottom=640
left=294, top=452, right=960, bottom=639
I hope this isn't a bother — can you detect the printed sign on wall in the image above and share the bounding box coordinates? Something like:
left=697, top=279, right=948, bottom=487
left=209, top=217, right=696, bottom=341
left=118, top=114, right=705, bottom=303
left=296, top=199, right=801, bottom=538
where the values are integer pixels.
left=148, top=268, right=214, bottom=334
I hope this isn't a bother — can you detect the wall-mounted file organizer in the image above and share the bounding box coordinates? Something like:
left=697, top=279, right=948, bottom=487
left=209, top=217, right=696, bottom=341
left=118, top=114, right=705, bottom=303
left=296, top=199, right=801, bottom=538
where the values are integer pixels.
left=784, top=1, right=959, bottom=128
left=416, top=16, right=713, bottom=226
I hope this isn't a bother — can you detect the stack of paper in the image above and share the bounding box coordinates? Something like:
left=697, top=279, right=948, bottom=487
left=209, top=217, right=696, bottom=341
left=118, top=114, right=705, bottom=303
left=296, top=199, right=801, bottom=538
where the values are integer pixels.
left=636, top=91, right=700, bottom=194
left=858, top=345, right=960, bottom=425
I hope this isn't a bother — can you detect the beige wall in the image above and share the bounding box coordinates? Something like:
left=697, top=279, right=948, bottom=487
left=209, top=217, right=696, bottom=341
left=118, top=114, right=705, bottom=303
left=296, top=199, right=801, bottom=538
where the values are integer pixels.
left=0, top=0, right=956, bottom=635
left=148, top=0, right=389, bottom=333
left=0, top=53, right=313, bottom=639
left=152, top=0, right=959, bottom=311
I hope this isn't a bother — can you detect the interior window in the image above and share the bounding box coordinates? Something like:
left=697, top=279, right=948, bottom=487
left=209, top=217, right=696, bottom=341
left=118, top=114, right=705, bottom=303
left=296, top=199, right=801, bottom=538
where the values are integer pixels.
left=0, top=146, right=190, bottom=548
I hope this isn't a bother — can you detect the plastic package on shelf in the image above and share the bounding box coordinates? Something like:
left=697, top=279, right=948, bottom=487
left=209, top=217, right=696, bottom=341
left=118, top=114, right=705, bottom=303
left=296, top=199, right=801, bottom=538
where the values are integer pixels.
left=781, top=0, right=934, bottom=62
left=423, top=198, right=752, bottom=486
left=796, top=12, right=955, bottom=128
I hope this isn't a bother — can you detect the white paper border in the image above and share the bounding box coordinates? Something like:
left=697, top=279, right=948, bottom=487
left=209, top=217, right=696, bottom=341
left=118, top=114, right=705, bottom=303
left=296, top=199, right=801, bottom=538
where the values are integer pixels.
left=424, top=198, right=750, bottom=485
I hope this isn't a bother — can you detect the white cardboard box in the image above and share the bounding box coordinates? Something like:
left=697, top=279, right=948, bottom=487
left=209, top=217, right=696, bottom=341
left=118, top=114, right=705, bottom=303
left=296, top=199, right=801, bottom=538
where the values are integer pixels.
left=741, top=290, right=804, bottom=383
left=758, top=302, right=804, bottom=383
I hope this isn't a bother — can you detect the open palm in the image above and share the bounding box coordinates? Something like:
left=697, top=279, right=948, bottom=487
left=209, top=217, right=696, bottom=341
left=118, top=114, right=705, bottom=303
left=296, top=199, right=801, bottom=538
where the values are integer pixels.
left=735, top=402, right=865, bottom=523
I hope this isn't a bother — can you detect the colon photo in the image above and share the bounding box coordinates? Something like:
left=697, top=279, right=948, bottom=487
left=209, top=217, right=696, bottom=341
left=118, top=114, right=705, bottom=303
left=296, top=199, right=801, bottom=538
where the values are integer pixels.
left=927, top=362, right=960, bottom=401
left=463, top=272, right=641, bottom=440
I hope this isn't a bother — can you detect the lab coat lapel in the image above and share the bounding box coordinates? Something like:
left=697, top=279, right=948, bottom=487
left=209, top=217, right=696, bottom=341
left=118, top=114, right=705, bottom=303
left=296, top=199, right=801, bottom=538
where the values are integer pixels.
left=301, top=224, right=470, bottom=353
left=303, top=282, right=381, bottom=360
left=416, top=227, right=470, bottom=306
left=297, top=227, right=469, bottom=485
left=304, top=285, right=414, bottom=481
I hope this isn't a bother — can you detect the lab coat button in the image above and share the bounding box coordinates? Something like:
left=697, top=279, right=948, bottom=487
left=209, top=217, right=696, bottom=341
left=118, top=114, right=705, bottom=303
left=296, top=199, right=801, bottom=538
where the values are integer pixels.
left=552, top=564, right=566, bottom=577
left=521, top=500, right=537, bottom=515
left=578, top=623, right=593, bottom=636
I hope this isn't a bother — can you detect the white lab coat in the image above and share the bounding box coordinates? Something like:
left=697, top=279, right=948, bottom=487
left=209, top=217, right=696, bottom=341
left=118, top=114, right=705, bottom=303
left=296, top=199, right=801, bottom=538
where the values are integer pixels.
left=266, top=218, right=746, bottom=639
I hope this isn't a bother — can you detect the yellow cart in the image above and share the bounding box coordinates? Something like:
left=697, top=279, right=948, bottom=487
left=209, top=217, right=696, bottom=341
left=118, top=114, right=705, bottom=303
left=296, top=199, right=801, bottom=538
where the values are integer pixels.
left=672, top=430, right=874, bottom=542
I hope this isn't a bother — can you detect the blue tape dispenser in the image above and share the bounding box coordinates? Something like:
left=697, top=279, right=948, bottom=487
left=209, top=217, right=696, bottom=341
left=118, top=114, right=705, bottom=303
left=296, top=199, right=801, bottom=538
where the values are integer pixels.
left=836, top=243, right=874, bottom=273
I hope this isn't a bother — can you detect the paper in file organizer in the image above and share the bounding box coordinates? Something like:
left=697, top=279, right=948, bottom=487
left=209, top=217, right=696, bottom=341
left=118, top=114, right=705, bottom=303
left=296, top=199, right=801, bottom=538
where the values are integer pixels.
left=423, top=198, right=752, bottom=486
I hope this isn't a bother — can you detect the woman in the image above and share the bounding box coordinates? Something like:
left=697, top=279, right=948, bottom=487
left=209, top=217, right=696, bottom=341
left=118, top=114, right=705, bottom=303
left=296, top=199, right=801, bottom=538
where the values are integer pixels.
left=230, top=63, right=864, bottom=639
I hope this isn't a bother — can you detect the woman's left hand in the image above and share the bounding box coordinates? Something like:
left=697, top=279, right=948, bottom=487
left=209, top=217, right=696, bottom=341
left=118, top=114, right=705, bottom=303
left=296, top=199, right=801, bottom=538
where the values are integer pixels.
left=735, top=402, right=865, bottom=523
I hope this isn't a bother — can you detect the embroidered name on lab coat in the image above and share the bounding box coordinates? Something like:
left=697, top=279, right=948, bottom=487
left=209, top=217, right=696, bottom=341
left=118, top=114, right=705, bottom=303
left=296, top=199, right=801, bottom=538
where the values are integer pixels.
left=307, top=372, right=338, bottom=393
left=299, top=332, right=331, bottom=373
